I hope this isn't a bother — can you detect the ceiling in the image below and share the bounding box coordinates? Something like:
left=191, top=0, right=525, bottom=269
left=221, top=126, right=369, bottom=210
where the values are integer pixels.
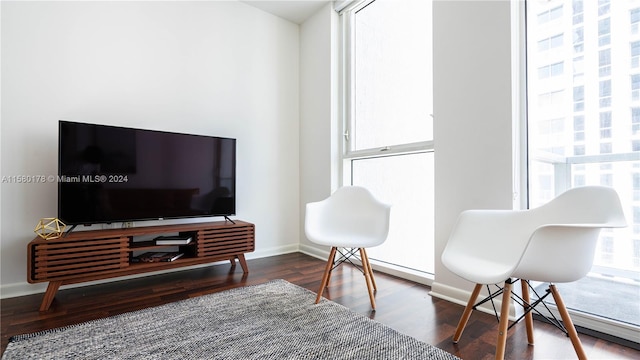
left=242, top=1, right=331, bottom=24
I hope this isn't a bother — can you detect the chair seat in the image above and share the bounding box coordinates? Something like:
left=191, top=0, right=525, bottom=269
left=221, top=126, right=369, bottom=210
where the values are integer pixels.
left=443, top=253, right=513, bottom=285
left=306, top=233, right=385, bottom=248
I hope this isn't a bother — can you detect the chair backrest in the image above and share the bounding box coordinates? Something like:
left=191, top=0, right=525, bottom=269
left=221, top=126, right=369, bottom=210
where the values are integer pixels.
left=514, top=186, right=626, bottom=282
left=532, top=185, right=627, bottom=227
left=304, top=186, right=391, bottom=248
left=442, top=186, right=626, bottom=285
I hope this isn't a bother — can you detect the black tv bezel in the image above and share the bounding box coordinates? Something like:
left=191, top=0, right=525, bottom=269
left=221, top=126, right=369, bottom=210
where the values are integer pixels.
left=57, top=120, right=237, bottom=226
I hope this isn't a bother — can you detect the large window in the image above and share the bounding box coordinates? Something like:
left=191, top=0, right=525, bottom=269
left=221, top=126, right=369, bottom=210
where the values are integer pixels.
left=526, top=0, right=640, bottom=334
left=340, top=0, right=433, bottom=278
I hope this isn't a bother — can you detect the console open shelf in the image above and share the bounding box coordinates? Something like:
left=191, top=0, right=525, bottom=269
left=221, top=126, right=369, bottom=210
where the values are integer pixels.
left=27, top=220, right=254, bottom=311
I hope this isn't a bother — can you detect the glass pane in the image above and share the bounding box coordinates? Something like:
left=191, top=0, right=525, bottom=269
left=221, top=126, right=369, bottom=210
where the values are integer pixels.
left=352, top=0, right=432, bottom=151
left=527, top=0, right=640, bottom=327
left=351, top=152, right=434, bottom=274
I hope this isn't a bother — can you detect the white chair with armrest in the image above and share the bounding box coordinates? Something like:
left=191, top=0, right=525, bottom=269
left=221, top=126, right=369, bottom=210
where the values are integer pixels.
left=441, top=186, right=626, bottom=360
left=305, top=186, right=391, bottom=310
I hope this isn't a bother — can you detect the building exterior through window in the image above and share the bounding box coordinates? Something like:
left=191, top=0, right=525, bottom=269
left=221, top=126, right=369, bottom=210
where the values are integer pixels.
left=526, top=0, right=640, bottom=330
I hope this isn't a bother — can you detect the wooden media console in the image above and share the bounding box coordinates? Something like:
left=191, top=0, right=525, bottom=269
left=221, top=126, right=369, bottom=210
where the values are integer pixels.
left=27, top=220, right=255, bottom=311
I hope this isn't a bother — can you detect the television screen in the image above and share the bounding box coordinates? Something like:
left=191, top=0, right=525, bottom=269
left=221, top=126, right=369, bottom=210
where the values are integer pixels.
left=58, top=121, right=236, bottom=225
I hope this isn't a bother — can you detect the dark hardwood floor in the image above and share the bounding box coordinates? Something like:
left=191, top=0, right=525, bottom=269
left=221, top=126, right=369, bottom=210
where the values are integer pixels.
left=2, top=252, right=638, bottom=359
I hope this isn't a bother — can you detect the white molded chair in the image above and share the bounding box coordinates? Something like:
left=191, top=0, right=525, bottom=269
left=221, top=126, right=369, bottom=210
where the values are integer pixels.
left=305, top=186, right=391, bottom=310
left=441, top=186, right=626, bottom=360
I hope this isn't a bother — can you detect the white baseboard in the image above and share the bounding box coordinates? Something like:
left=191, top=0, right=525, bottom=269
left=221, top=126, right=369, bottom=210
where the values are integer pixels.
left=299, top=245, right=433, bottom=286
left=541, top=303, right=640, bottom=345
left=430, top=281, right=518, bottom=319
left=1, top=282, right=49, bottom=299
left=247, top=244, right=299, bottom=260
left=298, top=243, right=328, bottom=260
left=0, top=245, right=300, bottom=300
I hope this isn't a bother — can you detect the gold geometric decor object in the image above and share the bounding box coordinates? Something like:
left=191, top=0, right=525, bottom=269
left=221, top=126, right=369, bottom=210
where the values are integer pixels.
left=34, top=218, right=66, bottom=240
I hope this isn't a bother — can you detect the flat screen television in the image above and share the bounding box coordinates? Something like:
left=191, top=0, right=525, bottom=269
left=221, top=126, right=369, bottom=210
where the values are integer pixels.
left=58, top=120, right=236, bottom=226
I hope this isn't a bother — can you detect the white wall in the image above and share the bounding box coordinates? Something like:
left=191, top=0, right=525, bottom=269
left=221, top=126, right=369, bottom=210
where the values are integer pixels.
left=430, top=0, right=515, bottom=303
left=0, top=1, right=301, bottom=297
left=298, top=3, right=339, bottom=257
left=1, top=0, right=519, bottom=307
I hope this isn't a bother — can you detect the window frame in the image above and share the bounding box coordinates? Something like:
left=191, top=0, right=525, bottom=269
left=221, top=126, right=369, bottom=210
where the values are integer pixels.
left=337, top=0, right=436, bottom=283
left=340, top=0, right=434, bottom=165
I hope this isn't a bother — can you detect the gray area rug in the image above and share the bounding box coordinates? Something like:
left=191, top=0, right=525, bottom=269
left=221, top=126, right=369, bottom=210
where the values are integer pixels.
left=3, top=279, right=460, bottom=359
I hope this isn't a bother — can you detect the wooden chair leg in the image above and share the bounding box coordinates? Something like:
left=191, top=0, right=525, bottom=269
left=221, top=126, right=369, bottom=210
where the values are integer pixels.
left=325, top=247, right=338, bottom=288
left=453, top=283, right=483, bottom=343
left=361, top=248, right=377, bottom=291
left=495, top=280, right=512, bottom=360
left=359, top=248, right=376, bottom=310
left=521, top=279, right=535, bottom=345
left=325, top=259, right=334, bottom=289
left=549, top=284, right=587, bottom=360
left=315, top=247, right=337, bottom=304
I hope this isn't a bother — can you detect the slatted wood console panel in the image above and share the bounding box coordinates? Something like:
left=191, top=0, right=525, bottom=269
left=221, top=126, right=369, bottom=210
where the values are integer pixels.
left=197, top=226, right=255, bottom=257
left=31, top=236, right=130, bottom=282
left=27, top=220, right=254, bottom=311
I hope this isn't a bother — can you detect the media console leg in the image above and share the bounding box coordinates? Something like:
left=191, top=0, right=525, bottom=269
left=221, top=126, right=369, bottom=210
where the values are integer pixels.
left=40, top=281, right=62, bottom=311
left=237, top=254, right=249, bottom=273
